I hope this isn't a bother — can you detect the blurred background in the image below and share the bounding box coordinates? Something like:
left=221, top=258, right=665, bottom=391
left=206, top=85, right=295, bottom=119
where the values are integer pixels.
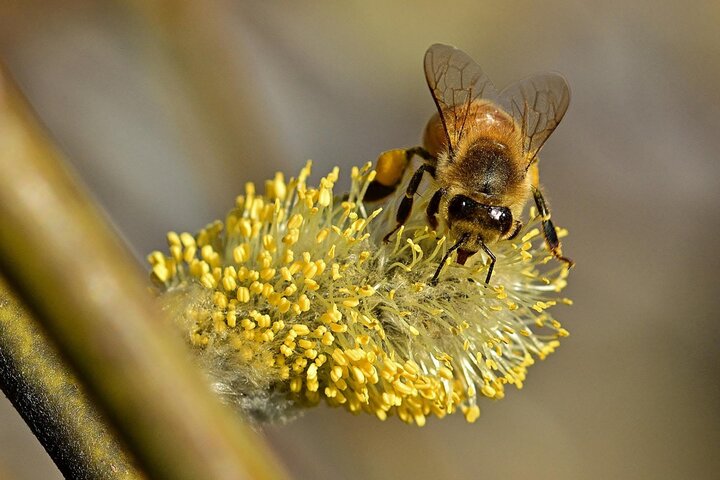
left=1, top=1, right=718, bottom=479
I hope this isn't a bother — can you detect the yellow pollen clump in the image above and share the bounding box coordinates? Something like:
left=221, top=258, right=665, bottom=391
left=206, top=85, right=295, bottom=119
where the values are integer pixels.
left=149, top=161, right=572, bottom=426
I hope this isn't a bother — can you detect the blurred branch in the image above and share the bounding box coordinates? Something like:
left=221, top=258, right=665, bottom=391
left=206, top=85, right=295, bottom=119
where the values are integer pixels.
left=0, top=64, right=287, bottom=479
left=0, top=276, right=144, bottom=479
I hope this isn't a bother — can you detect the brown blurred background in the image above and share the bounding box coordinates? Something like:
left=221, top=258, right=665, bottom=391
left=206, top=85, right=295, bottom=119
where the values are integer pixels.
left=1, top=1, right=719, bottom=479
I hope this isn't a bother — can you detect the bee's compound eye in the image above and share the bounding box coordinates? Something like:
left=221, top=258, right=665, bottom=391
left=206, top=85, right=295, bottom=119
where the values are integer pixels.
left=489, top=206, right=513, bottom=234
left=488, top=206, right=508, bottom=222
left=448, top=195, right=476, bottom=219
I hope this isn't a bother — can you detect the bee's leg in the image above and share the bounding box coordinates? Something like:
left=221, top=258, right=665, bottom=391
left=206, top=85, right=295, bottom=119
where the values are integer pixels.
left=405, top=146, right=435, bottom=162
left=532, top=186, right=574, bottom=268
left=426, top=188, right=444, bottom=231
left=383, top=163, right=436, bottom=242
left=365, top=147, right=435, bottom=202
left=431, top=233, right=469, bottom=285
left=479, top=241, right=497, bottom=284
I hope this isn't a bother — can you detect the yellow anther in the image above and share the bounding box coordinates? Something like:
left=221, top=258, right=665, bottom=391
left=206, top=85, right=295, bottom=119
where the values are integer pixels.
left=277, top=298, right=292, bottom=313
left=147, top=251, right=165, bottom=266
left=303, top=262, right=318, bottom=279
left=330, top=365, right=344, bottom=382
left=179, top=232, right=195, bottom=247
left=236, top=287, right=250, bottom=303
left=292, top=324, right=311, bottom=336
left=238, top=219, right=253, bottom=238
left=225, top=311, right=237, bottom=328
left=304, top=279, right=319, bottom=291
left=222, top=276, right=237, bottom=292
left=200, top=272, right=216, bottom=289
left=182, top=245, right=197, bottom=263
left=438, top=367, right=453, bottom=380
left=321, top=331, right=335, bottom=346
left=166, top=231, right=181, bottom=247
left=318, top=187, right=331, bottom=207
left=169, top=245, right=182, bottom=261
left=331, top=263, right=342, bottom=280
left=320, top=304, right=342, bottom=323
left=283, top=229, right=299, bottom=245
left=358, top=285, right=375, bottom=297
left=342, top=297, right=360, bottom=308
left=241, top=318, right=255, bottom=331
left=260, top=268, right=276, bottom=281
left=316, top=228, right=330, bottom=243
left=521, top=228, right=540, bottom=243
left=464, top=405, right=480, bottom=423
left=213, top=292, right=229, bottom=309
left=257, top=315, right=270, bottom=329
left=152, top=264, right=169, bottom=283
left=297, top=294, right=311, bottom=312
left=279, top=266, right=293, bottom=282
left=393, top=380, right=414, bottom=396
left=232, top=244, right=250, bottom=263
left=249, top=281, right=263, bottom=294
left=351, top=366, right=366, bottom=384
left=331, top=349, right=348, bottom=366
left=287, top=213, right=304, bottom=229
left=289, top=377, right=302, bottom=393
left=298, top=339, right=315, bottom=350
left=265, top=172, right=287, bottom=200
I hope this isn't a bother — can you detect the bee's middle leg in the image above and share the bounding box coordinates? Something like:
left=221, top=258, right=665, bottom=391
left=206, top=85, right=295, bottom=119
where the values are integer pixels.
left=383, top=163, right=436, bottom=242
left=532, top=186, right=574, bottom=268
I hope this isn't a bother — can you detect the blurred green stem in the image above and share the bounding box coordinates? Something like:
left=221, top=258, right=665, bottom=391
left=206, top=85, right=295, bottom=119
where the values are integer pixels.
left=0, top=64, right=287, bottom=479
left=0, top=276, right=144, bottom=479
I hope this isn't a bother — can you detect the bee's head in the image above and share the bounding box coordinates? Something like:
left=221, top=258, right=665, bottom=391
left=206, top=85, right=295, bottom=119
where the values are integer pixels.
left=446, top=194, right=514, bottom=244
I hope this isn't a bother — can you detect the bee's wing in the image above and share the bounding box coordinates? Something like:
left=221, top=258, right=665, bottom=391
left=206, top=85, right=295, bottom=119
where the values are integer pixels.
left=500, top=73, right=570, bottom=162
left=424, top=44, right=499, bottom=157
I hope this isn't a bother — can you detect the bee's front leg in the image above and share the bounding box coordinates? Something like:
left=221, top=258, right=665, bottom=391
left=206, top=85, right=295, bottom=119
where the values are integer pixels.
left=426, top=188, right=444, bottom=231
left=479, top=241, right=497, bottom=284
left=382, top=160, right=436, bottom=243
left=431, top=233, right=470, bottom=285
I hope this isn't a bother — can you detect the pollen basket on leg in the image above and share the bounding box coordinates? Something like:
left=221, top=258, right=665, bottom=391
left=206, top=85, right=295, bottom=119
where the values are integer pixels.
left=148, top=161, right=572, bottom=425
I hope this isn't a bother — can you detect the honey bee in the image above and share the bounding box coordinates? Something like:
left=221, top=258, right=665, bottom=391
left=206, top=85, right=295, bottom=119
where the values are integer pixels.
left=366, top=43, right=573, bottom=284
